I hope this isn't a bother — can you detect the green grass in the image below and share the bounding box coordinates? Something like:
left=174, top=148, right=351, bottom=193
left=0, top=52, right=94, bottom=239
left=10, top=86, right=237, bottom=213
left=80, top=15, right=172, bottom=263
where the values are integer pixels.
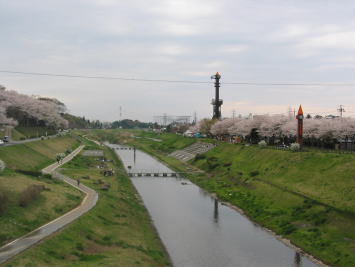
left=7, top=144, right=170, bottom=266
left=0, top=169, right=82, bottom=246
left=91, top=129, right=355, bottom=267
left=10, top=128, right=26, bottom=141
left=81, top=129, right=197, bottom=153
left=0, top=134, right=83, bottom=248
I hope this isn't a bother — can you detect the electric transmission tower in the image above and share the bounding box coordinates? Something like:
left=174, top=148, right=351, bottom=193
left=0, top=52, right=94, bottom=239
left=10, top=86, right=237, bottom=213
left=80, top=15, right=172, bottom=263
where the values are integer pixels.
left=338, top=105, right=345, bottom=118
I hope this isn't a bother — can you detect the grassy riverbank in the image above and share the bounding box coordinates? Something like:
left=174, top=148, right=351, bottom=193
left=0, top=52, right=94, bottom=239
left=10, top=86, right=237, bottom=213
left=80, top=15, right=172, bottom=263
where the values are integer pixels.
left=88, top=129, right=355, bottom=267
left=6, top=140, right=170, bottom=266
left=0, top=135, right=80, bottom=171
left=0, top=135, right=83, bottom=247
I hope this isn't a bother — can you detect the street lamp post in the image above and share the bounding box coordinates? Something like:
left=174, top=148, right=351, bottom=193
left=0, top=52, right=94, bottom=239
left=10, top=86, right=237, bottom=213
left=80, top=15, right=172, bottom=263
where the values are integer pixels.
left=211, top=72, right=223, bottom=120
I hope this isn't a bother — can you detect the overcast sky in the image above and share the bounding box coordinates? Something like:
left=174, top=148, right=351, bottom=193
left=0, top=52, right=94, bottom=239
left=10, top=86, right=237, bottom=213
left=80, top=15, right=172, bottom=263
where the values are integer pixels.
left=1, top=0, right=355, bottom=121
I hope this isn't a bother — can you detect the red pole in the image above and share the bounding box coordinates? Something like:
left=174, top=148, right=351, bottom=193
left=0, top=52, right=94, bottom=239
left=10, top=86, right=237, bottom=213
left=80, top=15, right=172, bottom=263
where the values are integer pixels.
left=296, top=105, right=304, bottom=146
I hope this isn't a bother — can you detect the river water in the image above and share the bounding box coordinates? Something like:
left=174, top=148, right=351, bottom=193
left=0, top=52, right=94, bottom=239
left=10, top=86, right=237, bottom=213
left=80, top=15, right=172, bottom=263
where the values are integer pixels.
left=110, top=144, right=318, bottom=267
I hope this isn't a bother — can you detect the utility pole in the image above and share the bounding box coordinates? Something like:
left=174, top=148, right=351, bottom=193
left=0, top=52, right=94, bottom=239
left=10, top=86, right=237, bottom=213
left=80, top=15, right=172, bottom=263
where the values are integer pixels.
left=211, top=72, right=223, bottom=120
left=287, top=106, right=293, bottom=119
left=338, top=105, right=345, bottom=118
left=193, top=111, right=197, bottom=125
left=119, top=106, right=122, bottom=117
left=163, top=113, right=167, bottom=126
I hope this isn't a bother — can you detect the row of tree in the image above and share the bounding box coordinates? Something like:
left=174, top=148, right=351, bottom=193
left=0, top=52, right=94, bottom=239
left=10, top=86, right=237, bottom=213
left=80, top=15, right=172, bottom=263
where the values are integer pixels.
left=111, top=119, right=157, bottom=129
left=189, top=115, right=355, bottom=144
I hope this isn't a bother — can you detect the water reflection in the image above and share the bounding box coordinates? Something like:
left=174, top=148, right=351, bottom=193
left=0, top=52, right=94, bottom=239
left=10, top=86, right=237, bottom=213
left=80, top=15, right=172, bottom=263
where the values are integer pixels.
left=294, top=252, right=301, bottom=267
left=133, top=146, right=136, bottom=163
left=214, top=199, right=219, bottom=223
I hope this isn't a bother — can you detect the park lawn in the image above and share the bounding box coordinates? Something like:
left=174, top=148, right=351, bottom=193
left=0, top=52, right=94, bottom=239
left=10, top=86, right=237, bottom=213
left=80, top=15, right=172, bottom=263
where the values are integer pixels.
left=6, top=144, right=170, bottom=266
left=91, top=130, right=355, bottom=267
left=0, top=135, right=80, bottom=171
left=0, top=169, right=83, bottom=247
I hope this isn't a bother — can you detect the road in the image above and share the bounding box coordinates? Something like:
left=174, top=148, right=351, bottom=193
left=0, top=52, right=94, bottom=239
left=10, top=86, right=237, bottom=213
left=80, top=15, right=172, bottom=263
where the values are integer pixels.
left=0, top=145, right=98, bottom=264
left=1, top=135, right=58, bottom=147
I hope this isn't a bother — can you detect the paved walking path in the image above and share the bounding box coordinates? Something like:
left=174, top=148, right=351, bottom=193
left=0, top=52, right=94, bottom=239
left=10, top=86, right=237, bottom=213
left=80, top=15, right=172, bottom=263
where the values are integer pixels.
left=0, top=145, right=99, bottom=264
left=82, top=135, right=102, bottom=146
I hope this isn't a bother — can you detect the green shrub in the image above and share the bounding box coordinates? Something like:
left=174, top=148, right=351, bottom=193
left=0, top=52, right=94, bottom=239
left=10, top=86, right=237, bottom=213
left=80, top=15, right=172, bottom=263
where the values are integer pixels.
left=0, top=191, right=9, bottom=214
left=249, top=170, right=260, bottom=177
left=258, top=140, right=267, bottom=148
left=15, top=170, right=42, bottom=177
left=194, top=154, right=206, bottom=161
left=207, top=156, right=219, bottom=170
left=290, top=143, right=300, bottom=151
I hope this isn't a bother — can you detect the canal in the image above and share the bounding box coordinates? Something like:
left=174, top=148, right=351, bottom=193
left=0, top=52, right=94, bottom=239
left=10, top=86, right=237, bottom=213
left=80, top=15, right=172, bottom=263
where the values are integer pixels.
left=110, top=144, right=318, bottom=267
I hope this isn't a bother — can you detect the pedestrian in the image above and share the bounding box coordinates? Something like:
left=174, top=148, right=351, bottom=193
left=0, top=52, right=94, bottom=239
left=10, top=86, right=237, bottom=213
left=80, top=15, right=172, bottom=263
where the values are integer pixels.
left=77, top=178, right=80, bottom=187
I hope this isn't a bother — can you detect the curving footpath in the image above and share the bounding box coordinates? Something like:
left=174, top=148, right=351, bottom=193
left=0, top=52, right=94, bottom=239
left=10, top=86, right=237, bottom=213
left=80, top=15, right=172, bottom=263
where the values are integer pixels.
left=0, top=145, right=99, bottom=264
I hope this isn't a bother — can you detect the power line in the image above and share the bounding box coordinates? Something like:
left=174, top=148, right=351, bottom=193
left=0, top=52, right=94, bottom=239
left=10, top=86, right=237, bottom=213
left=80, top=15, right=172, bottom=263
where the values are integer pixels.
left=0, top=70, right=211, bottom=84
left=223, top=81, right=355, bottom=86
left=1, top=70, right=355, bottom=87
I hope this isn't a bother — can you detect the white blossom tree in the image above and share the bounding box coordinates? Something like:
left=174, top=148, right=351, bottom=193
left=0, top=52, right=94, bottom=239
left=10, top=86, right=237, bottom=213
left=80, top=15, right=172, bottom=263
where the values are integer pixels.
left=0, top=86, right=68, bottom=128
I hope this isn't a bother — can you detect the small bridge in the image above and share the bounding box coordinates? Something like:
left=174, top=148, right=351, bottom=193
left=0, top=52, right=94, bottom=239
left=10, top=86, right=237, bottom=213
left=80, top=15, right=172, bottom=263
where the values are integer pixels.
left=128, top=172, right=181, bottom=177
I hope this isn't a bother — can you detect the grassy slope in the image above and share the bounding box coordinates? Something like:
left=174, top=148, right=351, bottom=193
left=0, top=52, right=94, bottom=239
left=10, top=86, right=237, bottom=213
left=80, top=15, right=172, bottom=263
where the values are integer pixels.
left=10, top=128, right=26, bottom=141
left=91, top=130, right=355, bottom=267
left=7, top=142, right=170, bottom=266
left=0, top=134, right=83, bottom=247
left=14, top=126, right=57, bottom=140
left=0, top=135, right=79, bottom=171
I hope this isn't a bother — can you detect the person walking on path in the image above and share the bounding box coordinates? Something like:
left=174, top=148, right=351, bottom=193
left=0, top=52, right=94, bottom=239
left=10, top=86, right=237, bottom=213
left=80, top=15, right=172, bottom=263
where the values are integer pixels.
left=77, top=178, right=80, bottom=187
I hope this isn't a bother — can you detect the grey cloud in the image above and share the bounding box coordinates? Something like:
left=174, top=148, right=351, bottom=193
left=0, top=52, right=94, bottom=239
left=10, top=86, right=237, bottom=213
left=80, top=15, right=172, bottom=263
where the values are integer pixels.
left=0, top=0, right=354, bottom=121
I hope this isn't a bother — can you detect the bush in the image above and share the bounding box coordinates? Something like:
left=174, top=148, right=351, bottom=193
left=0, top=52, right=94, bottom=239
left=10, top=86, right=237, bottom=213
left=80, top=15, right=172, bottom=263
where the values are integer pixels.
left=258, top=140, right=267, bottom=148
left=290, top=143, right=300, bottom=151
left=65, top=149, right=72, bottom=154
left=18, top=184, right=45, bottom=207
left=249, top=170, right=260, bottom=177
left=206, top=156, right=219, bottom=170
left=0, top=192, right=9, bottom=214
left=194, top=154, right=206, bottom=161
left=56, top=153, right=66, bottom=163
left=15, top=170, right=42, bottom=177
left=0, top=160, right=5, bottom=172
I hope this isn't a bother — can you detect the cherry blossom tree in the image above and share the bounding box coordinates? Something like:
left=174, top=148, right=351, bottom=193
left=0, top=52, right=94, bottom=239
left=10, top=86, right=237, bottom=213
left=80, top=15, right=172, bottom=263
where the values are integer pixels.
left=0, top=86, right=68, bottom=128
left=210, top=118, right=236, bottom=135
